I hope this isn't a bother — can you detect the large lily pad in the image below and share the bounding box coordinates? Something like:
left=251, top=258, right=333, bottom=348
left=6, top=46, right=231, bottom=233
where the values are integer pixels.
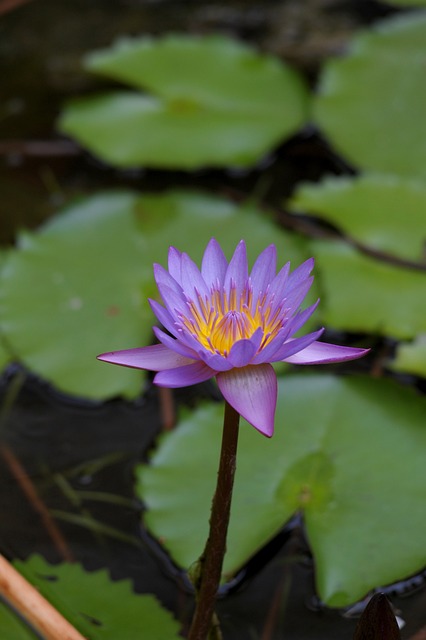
left=137, top=374, right=426, bottom=607
left=314, top=13, right=426, bottom=179
left=311, top=240, right=426, bottom=339
left=59, top=34, right=308, bottom=169
left=9, top=555, right=181, bottom=639
left=0, top=190, right=310, bottom=400
left=391, top=335, right=426, bottom=378
left=288, top=174, right=426, bottom=263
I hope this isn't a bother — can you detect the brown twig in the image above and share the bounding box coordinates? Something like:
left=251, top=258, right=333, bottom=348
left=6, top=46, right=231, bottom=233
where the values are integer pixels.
left=0, top=444, right=74, bottom=562
left=0, top=553, right=86, bottom=639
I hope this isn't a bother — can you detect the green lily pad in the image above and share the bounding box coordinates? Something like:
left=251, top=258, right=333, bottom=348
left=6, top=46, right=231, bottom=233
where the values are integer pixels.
left=311, top=240, right=426, bottom=339
left=137, top=374, right=426, bottom=607
left=10, top=555, right=181, bottom=639
left=314, top=13, right=426, bottom=179
left=59, top=34, right=308, bottom=169
left=0, top=250, right=13, bottom=372
left=391, top=334, right=426, bottom=378
left=288, top=174, right=426, bottom=262
left=0, top=190, right=310, bottom=400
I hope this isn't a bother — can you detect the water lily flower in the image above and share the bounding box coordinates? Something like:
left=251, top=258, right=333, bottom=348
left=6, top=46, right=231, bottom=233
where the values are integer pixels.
left=98, top=239, right=369, bottom=437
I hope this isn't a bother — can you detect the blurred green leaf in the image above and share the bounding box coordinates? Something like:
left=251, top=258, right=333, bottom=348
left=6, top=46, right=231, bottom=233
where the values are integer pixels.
left=391, top=334, right=426, bottom=378
left=137, top=374, right=426, bottom=607
left=13, top=555, right=181, bottom=639
left=288, top=174, right=426, bottom=262
left=311, top=240, right=426, bottom=339
left=314, top=13, right=426, bottom=178
left=59, top=34, right=308, bottom=169
left=0, top=602, right=36, bottom=639
left=0, top=190, right=310, bottom=399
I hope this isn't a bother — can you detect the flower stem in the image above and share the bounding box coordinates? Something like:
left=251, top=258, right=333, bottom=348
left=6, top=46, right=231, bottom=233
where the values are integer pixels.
left=188, top=401, right=240, bottom=640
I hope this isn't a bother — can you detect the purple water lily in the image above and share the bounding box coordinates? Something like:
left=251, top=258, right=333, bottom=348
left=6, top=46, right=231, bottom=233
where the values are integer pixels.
left=98, top=239, right=369, bottom=437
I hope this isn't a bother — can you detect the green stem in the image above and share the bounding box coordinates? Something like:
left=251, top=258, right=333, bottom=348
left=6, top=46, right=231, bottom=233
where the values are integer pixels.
left=188, top=401, right=240, bottom=640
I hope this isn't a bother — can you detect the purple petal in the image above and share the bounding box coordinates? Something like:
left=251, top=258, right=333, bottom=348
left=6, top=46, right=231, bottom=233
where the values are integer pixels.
left=149, top=299, right=179, bottom=337
left=200, top=351, right=234, bottom=372
left=265, top=261, right=290, bottom=305
left=224, top=240, right=248, bottom=297
left=281, top=276, right=314, bottom=314
left=181, top=253, right=209, bottom=299
left=153, top=263, right=183, bottom=298
left=168, top=246, right=183, bottom=284
left=227, top=328, right=263, bottom=367
left=201, top=238, right=228, bottom=289
left=284, top=342, right=370, bottom=365
left=97, top=344, right=195, bottom=371
left=284, top=300, right=320, bottom=338
left=153, top=326, right=199, bottom=360
left=251, top=326, right=292, bottom=364
left=154, top=361, right=215, bottom=387
left=286, top=257, right=315, bottom=291
left=217, top=364, right=277, bottom=437
left=271, top=328, right=325, bottom=362
left=250, top=245, right=276, bottom=296
left=158, top=284, right=188, bottom=317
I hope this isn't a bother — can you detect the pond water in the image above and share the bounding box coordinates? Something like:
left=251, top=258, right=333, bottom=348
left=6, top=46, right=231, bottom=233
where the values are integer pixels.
left=0, top=1, right=425, bottom=639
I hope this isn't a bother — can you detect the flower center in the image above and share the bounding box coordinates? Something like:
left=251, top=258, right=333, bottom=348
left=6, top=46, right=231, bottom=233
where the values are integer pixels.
left=180, top=283, right=285, bottom=357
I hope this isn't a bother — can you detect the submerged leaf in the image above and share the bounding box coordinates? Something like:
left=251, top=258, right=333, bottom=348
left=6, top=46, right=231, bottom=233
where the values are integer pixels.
left=314, top=14, right=426, bottom=178
left=59, top=34, right=308, bottom=169
left=137, top=374, right=426, bottom=606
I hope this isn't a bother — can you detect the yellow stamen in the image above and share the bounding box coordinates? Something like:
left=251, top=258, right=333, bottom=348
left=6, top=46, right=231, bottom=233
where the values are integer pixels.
left=179, top=285, right=286, bottom=356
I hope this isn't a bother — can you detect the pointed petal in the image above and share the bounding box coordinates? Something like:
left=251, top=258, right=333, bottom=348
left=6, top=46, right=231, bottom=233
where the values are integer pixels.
left=149, top=299, right=179, bottom=337
left=181, top=253, right=209, bottom=299
left=154, top=361, right=215, bottom=387
left=97, top=344, right=195, bottom=371
left=224, top=240, right=248, bottom=297
left=251, top=326, right=292, bottom=364
left=250, top=245, right=276, bottom=296
left=284, top=299, right=320, bottom=338
left=217, top=364, right=277, bottom=437
left=153, top=263, right=183, bottom=298
left=287, top=257, right=315, bottom=291
left=265, top=261, right=290, bottom=305
left=284, top=342, right=370, bottom=365
left=271, top=328, right=325, bottom=361
left=168, top=246, right=183, bottom=284
left=282, top=276, right=314, bottom=314
left=153, top=326, right=199, bottom=359
left=201, top=238, right=228, bottom=289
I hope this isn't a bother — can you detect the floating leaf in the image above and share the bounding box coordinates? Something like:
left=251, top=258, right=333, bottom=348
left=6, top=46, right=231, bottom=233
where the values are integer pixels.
left=12, top=555, right=181, bottom=639
left=0, top=190, right=310, bottom=399
left=288, top=174, right=426, bottom=262
left=59, top=34, right=308, bottom=169
left=314, top=14, right=426, bottom=179
left=311, top=240, right=426, bottom=339
left=137, top=374, right=426, bottom=607
left=391, top=334, right=426, bottom=378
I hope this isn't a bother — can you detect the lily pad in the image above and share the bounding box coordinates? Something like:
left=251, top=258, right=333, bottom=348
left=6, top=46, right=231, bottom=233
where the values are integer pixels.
left=314, top=13, right=426, bottom=179
left=288, top=174, right=426, bottom=262
left=391, top=334, right=426, bottom=378
left=10, top=555, right=181, bottom=639
left=59, top=34, right=308, bottom=169
left=0, top=190, right=310, bottom=400
left=137, top=374, right=426, bottom=607
left=311, top=240, right=426, bottom=339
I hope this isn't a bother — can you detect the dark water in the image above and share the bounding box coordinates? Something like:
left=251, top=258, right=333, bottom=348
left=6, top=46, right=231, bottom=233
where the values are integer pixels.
left=0, top=1, right=424, bottom=639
